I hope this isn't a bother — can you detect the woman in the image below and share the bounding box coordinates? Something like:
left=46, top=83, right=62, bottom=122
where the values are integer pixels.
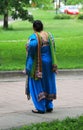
left=25, top=20, right=57, bottom=114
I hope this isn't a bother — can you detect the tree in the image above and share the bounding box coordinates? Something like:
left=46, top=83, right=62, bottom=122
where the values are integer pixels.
left=0, top=0, right=33, bottom=29
left=31, top=0, right=53, bottom=8
left=64, top=0, right=67, bottom=5
left=0, top=0, right=53, bottom=29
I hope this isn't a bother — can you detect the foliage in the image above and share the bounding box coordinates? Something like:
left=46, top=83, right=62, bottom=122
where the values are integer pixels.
left=0, top=0, right=30, bottom=14
left=54, top=14, right=71, bottom=19
left=31, top=0, right=53, bottom=8
left=77, top=14, right=83, bottom=19
left=10, top=0, right=33, bottom=21
left=9, top=116, right=83, bottom=130
left=31, top=0, right=54, bottom=10
left=0, top=0, right=53, bottom=29
left=0, top=0, right=33, bottom=28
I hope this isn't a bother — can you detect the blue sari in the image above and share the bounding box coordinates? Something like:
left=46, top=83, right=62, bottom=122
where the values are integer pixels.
left=26, top=33, right=57, bottom=112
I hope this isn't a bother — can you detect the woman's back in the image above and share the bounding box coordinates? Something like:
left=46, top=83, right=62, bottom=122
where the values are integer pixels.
left=40, top=31, right=48, bottom=43
left=40, top=31, right=52, bottom=62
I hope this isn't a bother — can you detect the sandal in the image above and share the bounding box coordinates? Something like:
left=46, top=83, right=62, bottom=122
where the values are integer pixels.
left=32, top=109, right=45, bottom=114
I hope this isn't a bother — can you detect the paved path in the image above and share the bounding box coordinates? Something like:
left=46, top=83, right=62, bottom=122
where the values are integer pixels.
left=0, top=74, right=83, bottom=130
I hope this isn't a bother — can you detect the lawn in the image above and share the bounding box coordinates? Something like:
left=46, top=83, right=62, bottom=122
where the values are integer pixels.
left=9, top=116, right=83, bottom=130
left=0, top=9, right=83, bottom=70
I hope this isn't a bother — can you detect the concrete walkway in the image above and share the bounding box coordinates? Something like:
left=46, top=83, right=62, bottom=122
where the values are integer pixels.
left=0, top=73, right=83, bottom=130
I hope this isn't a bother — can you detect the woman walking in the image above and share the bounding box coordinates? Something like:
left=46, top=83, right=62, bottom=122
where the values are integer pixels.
left=25, top=20, right=57, bottom=114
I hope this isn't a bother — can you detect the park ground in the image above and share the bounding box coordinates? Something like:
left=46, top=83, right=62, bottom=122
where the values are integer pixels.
left=0, top=8, right=83, bottom=130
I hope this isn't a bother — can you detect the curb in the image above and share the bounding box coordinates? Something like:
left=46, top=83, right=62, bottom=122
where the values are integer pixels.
left=0, top=71, right=24, bottom=78
left=58, top=69, right=83, bottom=76
left=0, top=69, right=83, bottom=78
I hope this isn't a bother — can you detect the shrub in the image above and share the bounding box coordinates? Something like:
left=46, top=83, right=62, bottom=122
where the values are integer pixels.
left=54, top=14, right=71, bottom=19
left=77, top=14, right=83, bottom=19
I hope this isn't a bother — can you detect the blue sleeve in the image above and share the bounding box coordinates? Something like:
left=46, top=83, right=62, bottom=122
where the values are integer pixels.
left=26, top=34, right=37, bottom=75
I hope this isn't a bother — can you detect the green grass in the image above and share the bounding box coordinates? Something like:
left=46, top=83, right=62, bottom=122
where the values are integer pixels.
left=9, top=116, right=83, bottom=130
left=0, top=41, right=26, bottom=70
left=0, top=9, right=83, bottom=70
left=57, top=37, right=83, bottom=69
left=0, top=15, right=3, bottom=20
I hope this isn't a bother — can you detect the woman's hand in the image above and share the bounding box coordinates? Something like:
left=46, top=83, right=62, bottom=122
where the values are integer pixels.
left=52, top=65, right=58, bottom=74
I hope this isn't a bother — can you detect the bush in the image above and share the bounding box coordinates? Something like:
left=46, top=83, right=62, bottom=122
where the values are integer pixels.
left=77, top=14, right=83, bottom=19
left=54, top=14, right=71, bottom=19
left=38, top=4, right=54, bottom=10
left=11, top=116, right=83, bottom=130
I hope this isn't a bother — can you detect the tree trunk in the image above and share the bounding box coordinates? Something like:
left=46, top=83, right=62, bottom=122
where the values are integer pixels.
left=3, top=0, right=8, bottom=29
left=59, top=0, right=60, bottom=8
left=3, top=9, right=8, bottom=29
left=64, top=0, right=67, bottom=5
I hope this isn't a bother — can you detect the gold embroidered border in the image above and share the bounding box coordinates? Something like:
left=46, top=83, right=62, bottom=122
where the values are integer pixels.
left=38, top=92, right=56, bottom=101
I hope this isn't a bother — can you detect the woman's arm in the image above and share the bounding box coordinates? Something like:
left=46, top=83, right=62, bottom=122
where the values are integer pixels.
left=26, top=35, right=37, bottom=75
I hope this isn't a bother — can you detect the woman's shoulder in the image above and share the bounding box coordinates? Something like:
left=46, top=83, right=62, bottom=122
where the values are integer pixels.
left=29, top=33, right=36, bottom=40
left=28, top=33, right=37, bottom=47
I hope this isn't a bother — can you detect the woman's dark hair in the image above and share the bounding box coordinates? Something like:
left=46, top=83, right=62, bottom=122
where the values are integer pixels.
left=33, top=20, right=43, bottom=32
